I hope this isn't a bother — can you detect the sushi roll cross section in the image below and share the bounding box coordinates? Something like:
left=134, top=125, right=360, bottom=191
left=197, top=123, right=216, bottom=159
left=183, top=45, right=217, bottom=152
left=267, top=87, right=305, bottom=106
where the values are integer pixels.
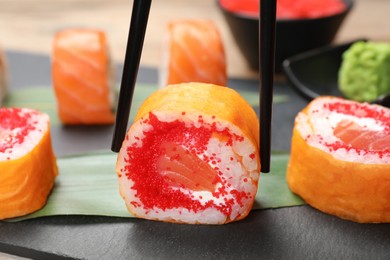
left=116, top=83, right=260, bottom=224
left=0, top=108, right=58, bottom=220
left=287, top=97, right=390, bottom=223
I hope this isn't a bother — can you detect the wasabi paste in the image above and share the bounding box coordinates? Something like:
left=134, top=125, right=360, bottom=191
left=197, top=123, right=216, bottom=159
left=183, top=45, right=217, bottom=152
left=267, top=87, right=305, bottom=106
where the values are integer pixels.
left=338, top=41, right=390, bottom=102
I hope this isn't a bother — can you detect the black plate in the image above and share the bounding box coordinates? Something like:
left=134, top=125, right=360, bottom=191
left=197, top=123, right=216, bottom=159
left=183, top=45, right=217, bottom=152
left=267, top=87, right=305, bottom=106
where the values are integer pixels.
left=282, top=39, right=390, bottom=108
left=218, top=0, right=354, bottom=72
left=282, top=39, right=364, bottom=100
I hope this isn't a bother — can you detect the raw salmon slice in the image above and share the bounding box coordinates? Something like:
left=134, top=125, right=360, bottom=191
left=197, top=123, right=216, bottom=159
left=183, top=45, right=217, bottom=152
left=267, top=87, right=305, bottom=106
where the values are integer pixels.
left=159, top=20, right=227, bottom=87
left=52, top=28, right=115, bottom=125
left=116, top=83, right=260, bottom=224
left=287, top=96, right=390, bottom=223
left=0, top=107, right=58, bottom=220
left=157, top=141, right=218, bottom=192
left=334, top=119, right=390, bottom=151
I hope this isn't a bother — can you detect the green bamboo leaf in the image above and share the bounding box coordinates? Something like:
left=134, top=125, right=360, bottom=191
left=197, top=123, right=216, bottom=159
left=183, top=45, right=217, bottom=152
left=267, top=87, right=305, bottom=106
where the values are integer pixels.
left=127, top=84, right=289, bottom=120
left=1, top=84, right=157, bottom=126
left=8, top=152, right=304, bottom=222
left=3, top=87, right=60, bottom=125
left=8, top=152, right=130, bottom=222
left=2, top=84, right=287, bottom=126
left=237, top=89, right=289, bottom=107
left=255, top=153, right=304, bottom=209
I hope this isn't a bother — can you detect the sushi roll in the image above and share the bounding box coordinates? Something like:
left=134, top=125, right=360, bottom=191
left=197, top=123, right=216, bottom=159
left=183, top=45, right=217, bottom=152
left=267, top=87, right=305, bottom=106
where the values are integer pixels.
left=287, top=96, right=390, bottom=223
left=159, top=20, right=227, bottom=88
left=0, top=108, right=58, bottom=220
left=116, top=83, right=260, bottom=224
left=52, top=28, right=116, bottom=125
left=0, top=46, right=7, bottom=105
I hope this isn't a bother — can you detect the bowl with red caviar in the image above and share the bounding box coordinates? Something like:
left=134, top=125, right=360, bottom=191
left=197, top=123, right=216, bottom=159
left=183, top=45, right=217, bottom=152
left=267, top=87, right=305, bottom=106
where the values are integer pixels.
left=217, top=0, right=353, bottom=72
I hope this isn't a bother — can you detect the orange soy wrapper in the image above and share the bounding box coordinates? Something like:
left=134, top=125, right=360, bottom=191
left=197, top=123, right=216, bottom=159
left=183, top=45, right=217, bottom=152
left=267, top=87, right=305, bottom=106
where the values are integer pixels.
left=0, top=108, right=58, bottom=220
left=287, top=96, right=390, bottom=223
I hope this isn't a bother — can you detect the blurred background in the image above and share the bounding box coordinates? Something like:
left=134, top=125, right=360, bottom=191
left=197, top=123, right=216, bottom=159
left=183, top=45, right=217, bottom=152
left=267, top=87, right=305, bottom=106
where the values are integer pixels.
left=0, top=0, right=389, bottom=79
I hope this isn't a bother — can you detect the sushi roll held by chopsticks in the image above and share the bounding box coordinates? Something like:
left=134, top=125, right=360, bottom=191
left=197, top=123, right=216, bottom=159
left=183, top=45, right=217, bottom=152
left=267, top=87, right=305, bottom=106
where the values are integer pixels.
left=0, top=108, right=58, bottom=220
left=116, top=83, right=260, bottom=224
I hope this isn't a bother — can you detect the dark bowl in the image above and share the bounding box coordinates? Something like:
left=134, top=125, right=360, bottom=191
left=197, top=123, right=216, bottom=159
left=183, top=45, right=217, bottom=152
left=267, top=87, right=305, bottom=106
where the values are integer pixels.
left=282, top=39, right=390, bottom=108
left=217, top=0, right=354, bottom=72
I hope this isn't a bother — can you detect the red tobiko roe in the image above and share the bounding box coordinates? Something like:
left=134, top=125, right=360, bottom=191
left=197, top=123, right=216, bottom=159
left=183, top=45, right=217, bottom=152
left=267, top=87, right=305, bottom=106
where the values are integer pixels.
left=220, top=0, right=347, bottom=19
left=0, top=108, right=36, bottom=153
left=324, top=101, right=390, bottom=158
left=122, top=112, right=252, bottom=216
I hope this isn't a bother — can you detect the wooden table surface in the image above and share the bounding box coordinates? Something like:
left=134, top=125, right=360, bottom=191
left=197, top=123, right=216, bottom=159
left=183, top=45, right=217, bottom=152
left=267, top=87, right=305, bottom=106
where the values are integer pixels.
left=1, top=0, right=389, bottom=80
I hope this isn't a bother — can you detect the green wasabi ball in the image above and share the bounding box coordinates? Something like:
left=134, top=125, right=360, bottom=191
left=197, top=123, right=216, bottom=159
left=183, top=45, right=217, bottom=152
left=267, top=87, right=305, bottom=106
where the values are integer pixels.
left=338, top=41, right=390, bottom=102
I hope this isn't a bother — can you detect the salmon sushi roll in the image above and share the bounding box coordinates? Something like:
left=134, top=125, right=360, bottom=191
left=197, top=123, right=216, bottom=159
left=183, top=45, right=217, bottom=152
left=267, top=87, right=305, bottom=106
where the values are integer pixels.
left=0, top=46, right=7, bottom=105
left=0, top=108, right=58, bottom=220
left=159, top=20, right=227, bottom=88
left=287, top=97, right=390, bottom=223
left=116, top=83, right=260, bottom=224
left=52, top=28, right=116, bottom=124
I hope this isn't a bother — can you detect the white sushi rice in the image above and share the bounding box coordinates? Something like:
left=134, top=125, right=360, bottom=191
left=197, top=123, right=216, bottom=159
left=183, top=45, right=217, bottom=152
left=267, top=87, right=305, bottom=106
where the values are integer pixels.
left=117, top=110, right=260, bottom=224
left=0, top=108, right=49, bottom=161
left=295, top=97, right=390, bottom=164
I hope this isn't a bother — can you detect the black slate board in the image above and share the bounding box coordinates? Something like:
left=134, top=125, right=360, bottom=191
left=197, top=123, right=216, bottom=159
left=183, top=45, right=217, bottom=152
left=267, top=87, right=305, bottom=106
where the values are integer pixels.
left=1, top=51, right=389, bottom=260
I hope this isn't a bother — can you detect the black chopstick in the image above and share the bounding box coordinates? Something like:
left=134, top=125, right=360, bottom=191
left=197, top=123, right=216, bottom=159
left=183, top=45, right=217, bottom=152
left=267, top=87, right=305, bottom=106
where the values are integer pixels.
left=111, top=0, right=152, bottom=153
left=259, top=0, right=277, bottom=172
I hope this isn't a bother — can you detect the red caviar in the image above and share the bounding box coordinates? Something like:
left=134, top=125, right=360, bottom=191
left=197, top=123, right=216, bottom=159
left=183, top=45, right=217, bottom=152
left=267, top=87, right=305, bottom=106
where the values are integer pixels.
left=322, top=101, right=390, bottom=158
left=220, top=0, right=346, bottom=19
left=0, top=108, right=36, bottom=153
left=122, top=112, right=246, bottom=216
left=325, top=102, right=390, bottom=132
